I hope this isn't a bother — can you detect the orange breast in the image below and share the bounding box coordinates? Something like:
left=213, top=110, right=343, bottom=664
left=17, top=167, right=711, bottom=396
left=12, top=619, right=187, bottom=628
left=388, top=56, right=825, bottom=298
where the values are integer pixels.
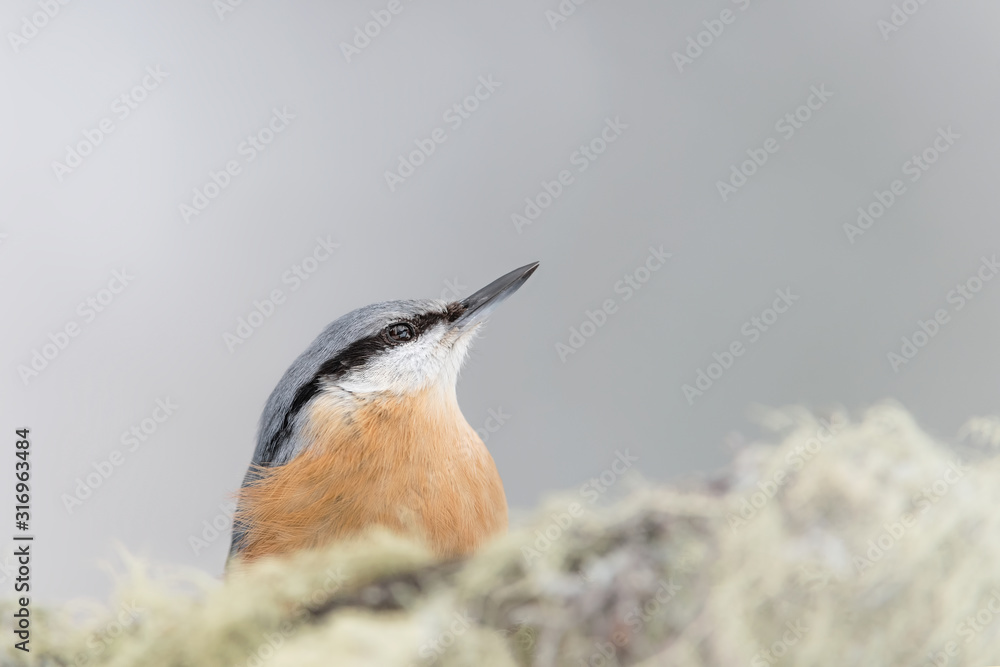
left=232, top=386, right=508, bottom=562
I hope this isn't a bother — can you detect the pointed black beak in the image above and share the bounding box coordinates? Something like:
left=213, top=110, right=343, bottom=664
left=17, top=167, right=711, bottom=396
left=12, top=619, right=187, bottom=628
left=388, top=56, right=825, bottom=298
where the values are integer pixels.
left=453, top=262, right=539, bottom=329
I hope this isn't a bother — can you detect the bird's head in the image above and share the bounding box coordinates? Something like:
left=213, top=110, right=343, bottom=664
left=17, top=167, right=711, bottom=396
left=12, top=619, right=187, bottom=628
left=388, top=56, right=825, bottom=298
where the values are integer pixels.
left=254, top=262, right=539, bottom=465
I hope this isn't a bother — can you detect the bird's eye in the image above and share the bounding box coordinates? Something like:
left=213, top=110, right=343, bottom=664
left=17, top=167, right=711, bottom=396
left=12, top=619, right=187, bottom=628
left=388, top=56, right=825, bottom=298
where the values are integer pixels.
left=384, top=322, right=416, bottom=343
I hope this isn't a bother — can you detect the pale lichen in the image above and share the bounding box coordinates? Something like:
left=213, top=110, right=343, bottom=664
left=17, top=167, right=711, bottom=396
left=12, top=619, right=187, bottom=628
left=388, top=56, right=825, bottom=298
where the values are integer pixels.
left=9, top=403, right=1000, bottom=667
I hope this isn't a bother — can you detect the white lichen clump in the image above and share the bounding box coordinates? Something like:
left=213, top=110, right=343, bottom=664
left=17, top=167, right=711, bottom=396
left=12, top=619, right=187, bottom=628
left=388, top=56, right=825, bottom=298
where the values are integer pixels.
left=8, top=403, right=1000, bottom=667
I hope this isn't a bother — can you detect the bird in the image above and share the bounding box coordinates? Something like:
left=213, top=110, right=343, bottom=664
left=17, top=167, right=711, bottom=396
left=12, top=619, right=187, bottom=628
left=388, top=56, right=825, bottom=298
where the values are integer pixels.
left=228, top=261, right=539, bottom=565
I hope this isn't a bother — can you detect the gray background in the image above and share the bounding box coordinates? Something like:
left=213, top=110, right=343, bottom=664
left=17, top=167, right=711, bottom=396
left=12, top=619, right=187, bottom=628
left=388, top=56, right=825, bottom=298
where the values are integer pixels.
left=2, top=0, right=999, bottom=603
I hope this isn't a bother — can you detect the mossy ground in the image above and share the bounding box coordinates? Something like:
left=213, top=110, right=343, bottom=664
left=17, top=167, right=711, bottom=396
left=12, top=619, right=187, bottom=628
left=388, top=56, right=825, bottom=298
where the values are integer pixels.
left=8, top=403, right=1000, bottom=666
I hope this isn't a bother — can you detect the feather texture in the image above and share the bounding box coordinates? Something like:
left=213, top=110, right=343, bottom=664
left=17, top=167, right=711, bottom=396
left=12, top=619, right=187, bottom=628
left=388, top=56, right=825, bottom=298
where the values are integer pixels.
left=231, top=384, right=507, bottom=562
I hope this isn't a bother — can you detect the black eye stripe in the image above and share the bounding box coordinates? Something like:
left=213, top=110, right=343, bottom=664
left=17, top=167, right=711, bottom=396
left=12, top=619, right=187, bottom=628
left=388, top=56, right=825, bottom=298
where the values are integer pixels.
left=261, top=333, right=389, bottom=463
left=258, top=310, right=453, bottom=465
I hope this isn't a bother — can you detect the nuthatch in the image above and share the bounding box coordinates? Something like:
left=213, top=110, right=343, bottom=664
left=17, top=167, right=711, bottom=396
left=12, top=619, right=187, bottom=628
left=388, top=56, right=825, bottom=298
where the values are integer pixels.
left=229, top=262, right=539, bottom=564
